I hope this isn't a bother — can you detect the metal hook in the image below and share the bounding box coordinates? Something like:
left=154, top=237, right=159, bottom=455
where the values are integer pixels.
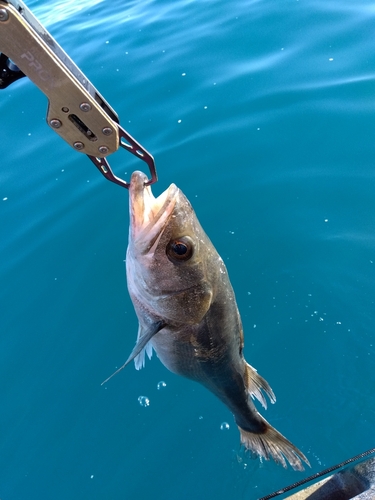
left=87, top=124, right=158, bottom=189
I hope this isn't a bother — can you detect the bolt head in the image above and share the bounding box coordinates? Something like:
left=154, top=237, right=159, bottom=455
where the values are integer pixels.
left=79, top=102, right=91, bottom=112
left=73, top=142, right=84, bottom=150
left=98, top=145, right=109, bottom=154
left=102, top=127, right=113, bottom=136
left=50, top=119, right=62, bottom=129
left=0, top=9, right=9, bottom=21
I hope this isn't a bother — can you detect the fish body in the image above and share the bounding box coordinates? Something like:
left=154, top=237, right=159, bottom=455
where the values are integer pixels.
left=123, top=170, right=309, bottom=471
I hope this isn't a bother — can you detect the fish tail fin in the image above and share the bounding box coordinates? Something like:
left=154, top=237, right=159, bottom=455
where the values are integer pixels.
left=238, top=414, right=310, bottom=471
left=245, top=362, right=276, bottom=409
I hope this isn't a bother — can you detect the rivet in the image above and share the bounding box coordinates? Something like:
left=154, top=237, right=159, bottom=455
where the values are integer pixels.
left=102, top=127, right=113, bottom=136
left=50, top=119, right=62, bottom=129
left=73, top=142, right=84, bottom=150
left=61, top=107, right=69, bottom=113
left=98, top=145, right=109, bottom=154
left=0, top=9, right=9, bottom=21
left=79, top=102, right=91, bottom=112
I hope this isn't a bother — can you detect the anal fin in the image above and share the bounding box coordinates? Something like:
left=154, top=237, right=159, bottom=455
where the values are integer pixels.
left=245, top=362, right=276, bottom=409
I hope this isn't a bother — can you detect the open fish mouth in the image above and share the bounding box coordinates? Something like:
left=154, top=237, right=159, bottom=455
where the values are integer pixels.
left=128, top=170, right=178, bottom=254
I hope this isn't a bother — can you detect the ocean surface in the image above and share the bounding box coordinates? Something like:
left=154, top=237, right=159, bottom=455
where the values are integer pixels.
left=1, top=0, right=375, bottom=498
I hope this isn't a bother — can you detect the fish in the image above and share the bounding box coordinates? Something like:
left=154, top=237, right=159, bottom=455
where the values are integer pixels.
left=105, top=170, right=309, bottom=471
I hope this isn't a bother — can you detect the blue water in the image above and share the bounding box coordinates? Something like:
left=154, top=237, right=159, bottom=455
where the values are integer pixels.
left=1, top=0, right=375, bottom=498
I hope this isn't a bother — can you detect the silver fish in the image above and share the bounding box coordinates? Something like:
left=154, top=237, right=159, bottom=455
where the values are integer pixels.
left=108, top=170, right=309, bottom=471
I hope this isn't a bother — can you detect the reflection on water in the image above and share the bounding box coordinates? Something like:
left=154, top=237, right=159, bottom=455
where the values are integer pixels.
left=31, top=0, right=105, bottom=26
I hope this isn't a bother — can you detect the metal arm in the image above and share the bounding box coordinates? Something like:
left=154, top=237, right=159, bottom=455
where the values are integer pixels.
left=0, top=0, right=157, bottom=188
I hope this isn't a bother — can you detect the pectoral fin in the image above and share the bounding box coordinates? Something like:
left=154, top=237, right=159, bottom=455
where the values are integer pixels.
left=101, top=320, right=165, bottom=385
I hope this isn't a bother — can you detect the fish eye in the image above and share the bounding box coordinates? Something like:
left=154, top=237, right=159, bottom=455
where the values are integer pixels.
left=166, top=236, right=194, bottom=263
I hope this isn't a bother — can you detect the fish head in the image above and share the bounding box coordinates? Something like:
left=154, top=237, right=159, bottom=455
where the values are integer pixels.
left=126, top=171, right=219, bottom=325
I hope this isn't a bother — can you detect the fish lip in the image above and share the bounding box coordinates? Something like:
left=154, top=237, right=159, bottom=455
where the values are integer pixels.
left=129, top=170, right=178, bottom=254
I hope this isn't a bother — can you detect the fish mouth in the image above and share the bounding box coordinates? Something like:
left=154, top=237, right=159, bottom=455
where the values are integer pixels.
left=129, top=170, right=178, bottom=254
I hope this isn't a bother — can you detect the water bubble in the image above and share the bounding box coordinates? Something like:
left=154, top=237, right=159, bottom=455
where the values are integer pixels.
left=138, top=396, right=150, bottom=407
left=157, top=381, right=167, bottom=390
left=220, top=422, right=230, bottom=431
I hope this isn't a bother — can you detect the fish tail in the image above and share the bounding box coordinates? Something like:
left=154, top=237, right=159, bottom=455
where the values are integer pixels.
left=245, top=362, right=276, bottom=409
left=238, top=414, right=310, bottom=471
